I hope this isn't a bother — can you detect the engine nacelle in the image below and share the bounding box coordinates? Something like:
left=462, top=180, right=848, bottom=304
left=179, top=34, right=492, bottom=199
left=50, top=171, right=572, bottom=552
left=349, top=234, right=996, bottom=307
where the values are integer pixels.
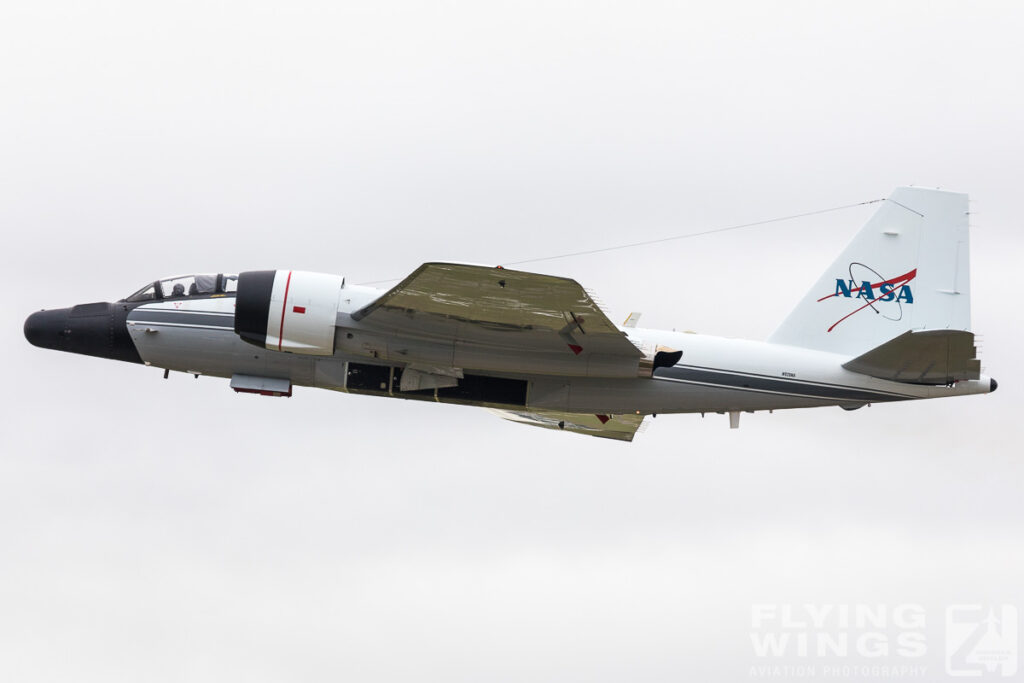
left=234, top=270, right=344, bottom=355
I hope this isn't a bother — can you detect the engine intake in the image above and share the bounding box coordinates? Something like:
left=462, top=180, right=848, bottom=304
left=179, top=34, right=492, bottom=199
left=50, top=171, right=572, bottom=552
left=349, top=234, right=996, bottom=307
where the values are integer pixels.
left=234, top=270, right=344, bottom=355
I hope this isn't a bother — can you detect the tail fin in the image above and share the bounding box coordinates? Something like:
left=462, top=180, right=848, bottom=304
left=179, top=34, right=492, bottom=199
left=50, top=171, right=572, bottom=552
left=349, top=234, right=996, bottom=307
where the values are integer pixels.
left=769, top=187, right=971, bottom=356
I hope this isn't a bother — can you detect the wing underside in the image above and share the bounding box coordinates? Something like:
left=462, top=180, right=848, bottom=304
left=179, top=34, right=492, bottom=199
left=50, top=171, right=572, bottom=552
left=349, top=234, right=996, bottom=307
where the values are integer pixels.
left=489, top=408, right=646, bottom=442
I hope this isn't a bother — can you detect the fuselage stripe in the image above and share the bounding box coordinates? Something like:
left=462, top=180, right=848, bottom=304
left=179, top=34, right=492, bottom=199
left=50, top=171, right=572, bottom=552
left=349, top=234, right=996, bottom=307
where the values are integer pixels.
left=654, top=365, right=915, bottom=402
left=133, top=309, right=233, bottom=316
left=654, top=375, right=840, bottom=401
left=129, top=321, right=234, bottom=331
left=127, top=311, right=235, bottom=328
left=666, top=363, right=913, bottom=398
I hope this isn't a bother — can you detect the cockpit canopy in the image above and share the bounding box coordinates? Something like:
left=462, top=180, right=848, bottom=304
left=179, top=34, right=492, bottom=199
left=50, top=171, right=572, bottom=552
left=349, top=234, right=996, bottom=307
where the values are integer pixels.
left=124, top=274, right=238, bottom=302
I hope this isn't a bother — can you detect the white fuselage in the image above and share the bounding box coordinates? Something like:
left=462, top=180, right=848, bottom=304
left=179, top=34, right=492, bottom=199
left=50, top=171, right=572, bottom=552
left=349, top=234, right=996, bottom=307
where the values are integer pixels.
left=124, top=291, right=992, bottom=416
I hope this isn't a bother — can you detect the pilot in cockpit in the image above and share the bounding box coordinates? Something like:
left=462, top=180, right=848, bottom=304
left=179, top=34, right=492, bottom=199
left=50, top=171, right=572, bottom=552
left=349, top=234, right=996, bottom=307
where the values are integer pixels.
left=171, top=283, right=186, bottom=297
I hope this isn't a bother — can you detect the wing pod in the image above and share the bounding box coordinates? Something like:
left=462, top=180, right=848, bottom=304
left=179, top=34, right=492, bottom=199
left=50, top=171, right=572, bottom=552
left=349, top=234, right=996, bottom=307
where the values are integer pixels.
left=234, top=270, right=344, bottom=355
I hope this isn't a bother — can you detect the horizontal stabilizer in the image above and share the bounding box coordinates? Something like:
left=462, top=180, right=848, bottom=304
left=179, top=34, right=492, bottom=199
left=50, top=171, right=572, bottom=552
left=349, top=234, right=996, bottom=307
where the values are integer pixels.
left=842, top=329, right=980, bottom=385
left=489, top=408, right=644, bottom=442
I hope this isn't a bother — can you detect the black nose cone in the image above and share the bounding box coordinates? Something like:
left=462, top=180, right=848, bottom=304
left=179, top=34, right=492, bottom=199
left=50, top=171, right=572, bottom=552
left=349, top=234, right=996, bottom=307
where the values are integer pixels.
left=25, top=303, right=142, bottom=364
left=24, top=308, right=71, bottom=351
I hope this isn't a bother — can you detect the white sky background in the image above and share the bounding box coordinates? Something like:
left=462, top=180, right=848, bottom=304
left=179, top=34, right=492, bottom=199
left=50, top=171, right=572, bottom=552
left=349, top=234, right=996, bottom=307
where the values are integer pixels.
left=2, top=1, right=1023, bottom=681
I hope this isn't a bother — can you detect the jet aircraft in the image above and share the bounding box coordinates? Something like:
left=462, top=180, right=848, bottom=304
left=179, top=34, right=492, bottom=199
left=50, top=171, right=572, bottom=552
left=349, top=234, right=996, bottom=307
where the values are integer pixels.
left=24, top=187, right=995, bottom=441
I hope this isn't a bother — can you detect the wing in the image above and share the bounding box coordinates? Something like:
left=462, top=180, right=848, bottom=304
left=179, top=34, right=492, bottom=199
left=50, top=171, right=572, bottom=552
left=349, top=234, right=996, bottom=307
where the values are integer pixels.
left=351, top=263, right=643, bottom=374
left=489, top=408, right=646, bottom=442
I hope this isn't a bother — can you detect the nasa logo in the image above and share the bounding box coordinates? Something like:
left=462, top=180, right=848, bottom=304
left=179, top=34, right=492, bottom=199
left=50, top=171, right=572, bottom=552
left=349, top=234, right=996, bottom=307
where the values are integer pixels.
left=817, top=263, right=917, bottom=332
left=833, top=278, right=914, bottom=304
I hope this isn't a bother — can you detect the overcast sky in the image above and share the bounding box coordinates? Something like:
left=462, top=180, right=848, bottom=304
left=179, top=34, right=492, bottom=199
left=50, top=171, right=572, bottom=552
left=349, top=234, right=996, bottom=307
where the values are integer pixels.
left=2, top=2, right=1023, bottom=681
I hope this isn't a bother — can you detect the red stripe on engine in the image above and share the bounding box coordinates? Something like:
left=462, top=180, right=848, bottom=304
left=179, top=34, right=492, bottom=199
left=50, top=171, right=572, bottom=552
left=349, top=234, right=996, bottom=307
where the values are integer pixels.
left=278, top=270, right=293, bottom=351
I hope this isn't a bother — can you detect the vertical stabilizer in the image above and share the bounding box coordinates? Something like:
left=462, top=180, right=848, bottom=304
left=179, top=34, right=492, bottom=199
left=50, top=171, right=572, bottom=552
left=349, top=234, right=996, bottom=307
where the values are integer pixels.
left=768, top=187, right=970, bottom=356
